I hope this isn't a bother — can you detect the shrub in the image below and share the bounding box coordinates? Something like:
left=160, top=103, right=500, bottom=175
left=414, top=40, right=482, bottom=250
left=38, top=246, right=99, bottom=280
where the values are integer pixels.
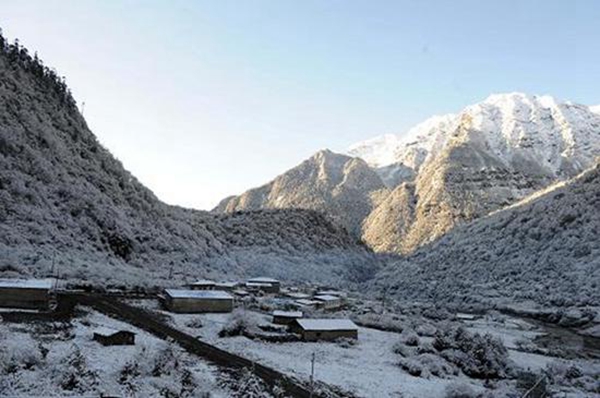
left=444, top=382, right=478, bottom=398
left=392, top=341, right=416, bottom=358
left=152, top=345, right=180, bottom=377
left=185, top=318, right=204, bottom=329
left=402, top=331, right=420, bottom=346
left=0, top=334, right=43, bottom=374
left=219, top=309, right=259, bottom=338
left=416, top=323, right=437, bottom=337
left=399, top=354, right=458, bottom=379
left=433, top=326, right=510, bottom=379
left=56, top=346, right=98, bottom=392
left=336, top=337, right=357, bottom=348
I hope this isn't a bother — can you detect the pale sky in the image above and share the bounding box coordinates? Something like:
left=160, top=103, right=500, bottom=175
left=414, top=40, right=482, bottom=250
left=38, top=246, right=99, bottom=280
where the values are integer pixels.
left=1, top=0, right=598, bottom=209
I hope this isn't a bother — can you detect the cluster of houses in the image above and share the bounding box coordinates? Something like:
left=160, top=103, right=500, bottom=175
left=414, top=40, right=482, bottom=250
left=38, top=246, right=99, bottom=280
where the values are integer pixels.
left=161, top=277, right=358, bottom=341
left=0, top=277, right=358, bottom=343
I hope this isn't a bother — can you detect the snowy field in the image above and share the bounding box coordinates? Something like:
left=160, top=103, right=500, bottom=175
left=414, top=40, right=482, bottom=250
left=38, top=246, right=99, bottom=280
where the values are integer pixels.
left=0, top=307, right=233, bottom=397
left=134, top=301, right=487, bottom=398
left=128, top=298, right=600, bottom=398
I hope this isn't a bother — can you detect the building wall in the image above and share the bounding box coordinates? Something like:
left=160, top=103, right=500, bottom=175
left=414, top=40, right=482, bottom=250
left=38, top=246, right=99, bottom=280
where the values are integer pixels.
left=301, top=329, right=357, bottom=341
left=166, top=297, right=233, bottom=313
left=0, top=288, right=49, bottom=310
left=188, top=285, right=215, bottom=290
left=317, top=300, right=342, bottom=310
left=273, top=316, right=300, bottom=325
left=94, top=332, right=135, bottom=346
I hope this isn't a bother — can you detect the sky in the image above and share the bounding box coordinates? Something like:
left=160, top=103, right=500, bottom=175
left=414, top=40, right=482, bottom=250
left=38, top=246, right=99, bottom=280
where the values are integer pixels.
left=0, top=0, right=599, bottom=209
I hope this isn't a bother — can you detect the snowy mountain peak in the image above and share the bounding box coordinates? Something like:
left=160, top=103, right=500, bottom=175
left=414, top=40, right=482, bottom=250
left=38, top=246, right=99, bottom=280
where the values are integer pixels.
left=348, top=93, right=600, bottom=179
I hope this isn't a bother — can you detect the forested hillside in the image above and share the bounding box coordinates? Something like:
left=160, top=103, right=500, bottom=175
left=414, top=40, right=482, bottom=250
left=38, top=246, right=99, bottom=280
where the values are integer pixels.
left=0, top=32, right=378, bottom=287
left=373, top=163, right=600, bottom=307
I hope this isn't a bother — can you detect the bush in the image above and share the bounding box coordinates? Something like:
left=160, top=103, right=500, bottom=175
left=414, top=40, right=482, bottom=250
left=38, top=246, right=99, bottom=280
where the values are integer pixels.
left=219, top=309, right=259, bottom=338
left=433, top=326, right=510, bottom=379
left=402, top=331, right=420, bottom=346
left=0, top=334, right=43, bottom=374
left=56, top=346, right=98, bottom=392
left=399, top=354, right=458, bottom=379
left=336, top=337, right=357, bottom=348
left=444, top=382, right=478, bottom=398
left=185, top=318, right=204, bottom=329
left=152, top=345, right=180, bottom=377
left=222, top=368, right=272, bottom=398
left=392, top=341, right=416, bottom=357
left=353, top=312, right=404, bottom=333
left=416, top=323, right=437, bottom=337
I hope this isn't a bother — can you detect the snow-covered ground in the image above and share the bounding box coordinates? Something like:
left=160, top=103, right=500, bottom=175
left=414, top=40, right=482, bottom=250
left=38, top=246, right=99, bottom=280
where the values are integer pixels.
left=131, top=298, right=600, bottom=398
left=149, top=306, right=482, bottom=398
left=0, top=308, right=233, bottom=397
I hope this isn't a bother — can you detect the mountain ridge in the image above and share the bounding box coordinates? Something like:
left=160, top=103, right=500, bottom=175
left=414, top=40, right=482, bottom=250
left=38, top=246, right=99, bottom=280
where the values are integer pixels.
left=218, top=93, right=600, bottom=254
left=373, top=160, right=600, bottom=306
left=0, top=34, right=378, bottom=286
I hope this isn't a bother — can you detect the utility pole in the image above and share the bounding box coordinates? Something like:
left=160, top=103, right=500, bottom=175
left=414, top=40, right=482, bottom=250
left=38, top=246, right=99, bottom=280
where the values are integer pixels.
left=80, top=101, right=85, bottom=116
left=309, top=351, right=316, bottom=398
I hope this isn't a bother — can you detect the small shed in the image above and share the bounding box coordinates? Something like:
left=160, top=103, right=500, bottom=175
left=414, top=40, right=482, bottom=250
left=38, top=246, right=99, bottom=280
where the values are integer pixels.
left=0, top=279, right=53, bottom=310
left=93, top=327, right=135, bottom=346
left=272, top=310, right=303, bottom=325
left=290, top=319, right=358, bottom=341
left=247, top=277, right=280, bottom=293
left=314, top=294, right=343, bottom=310
left=187, top=279, right=216, bottom=290
left=163, top=289, right=234, bottom=313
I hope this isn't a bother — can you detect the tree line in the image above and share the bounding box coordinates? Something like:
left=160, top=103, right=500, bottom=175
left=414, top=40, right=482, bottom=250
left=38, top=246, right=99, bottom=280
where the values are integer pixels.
left=0, top=27, right=76, bottom=109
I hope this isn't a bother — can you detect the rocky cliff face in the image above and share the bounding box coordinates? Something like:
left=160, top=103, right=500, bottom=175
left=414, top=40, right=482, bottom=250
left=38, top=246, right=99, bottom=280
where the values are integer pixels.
left=0, top=35, right=378, bottom=286
left=372, top=162, right=600, bottom=307
left=214, top=149, right=388, bottom=236
left=355, top=93, right=600, bottom=253
left=217, top=94, right=600, bottom=255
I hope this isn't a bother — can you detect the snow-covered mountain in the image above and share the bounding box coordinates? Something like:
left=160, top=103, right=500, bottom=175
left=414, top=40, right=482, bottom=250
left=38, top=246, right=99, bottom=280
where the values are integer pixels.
left=214, top=150, right=388, bottom=236
left=372, top=161, right=600, bottom=307
left=219, top=93, right=600, bottom=255
left=351, top=93, right=600, bottom=180
left=355, top=93, right=600, bottom=252
left=0, top=35, right=378, bottom=286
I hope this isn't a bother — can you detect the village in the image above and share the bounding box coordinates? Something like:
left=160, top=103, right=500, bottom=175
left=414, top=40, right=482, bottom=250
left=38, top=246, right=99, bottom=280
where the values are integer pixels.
left=1, top=277, right=599, bottom=397
left=0, top=276, right=358, bottom=343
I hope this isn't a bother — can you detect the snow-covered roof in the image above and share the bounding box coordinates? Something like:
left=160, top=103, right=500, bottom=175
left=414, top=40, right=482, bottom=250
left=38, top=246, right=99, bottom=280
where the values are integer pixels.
left=314, top=295, right=341, bottom=302
left=273, top=310, right=303, bottom=318
left=295, top=319, right=358, bottom=331
left=215, top=282, right=238, bottom=288
left=93, top=327, right=134, bottom=337
left=247, top=277, right=279, bottom=284
left=246, top=282, right=273, bottom=287
left=164, top=289, right=233, bottom=300
left=0, top=278, right=53, bottom=290
left=317, top=290, right=345, bottom=297
left=286, top=292, right=311, bottom=299
left=295, top=299, right=320, bottom=306
left=189, top=279, right=215, bottom=286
